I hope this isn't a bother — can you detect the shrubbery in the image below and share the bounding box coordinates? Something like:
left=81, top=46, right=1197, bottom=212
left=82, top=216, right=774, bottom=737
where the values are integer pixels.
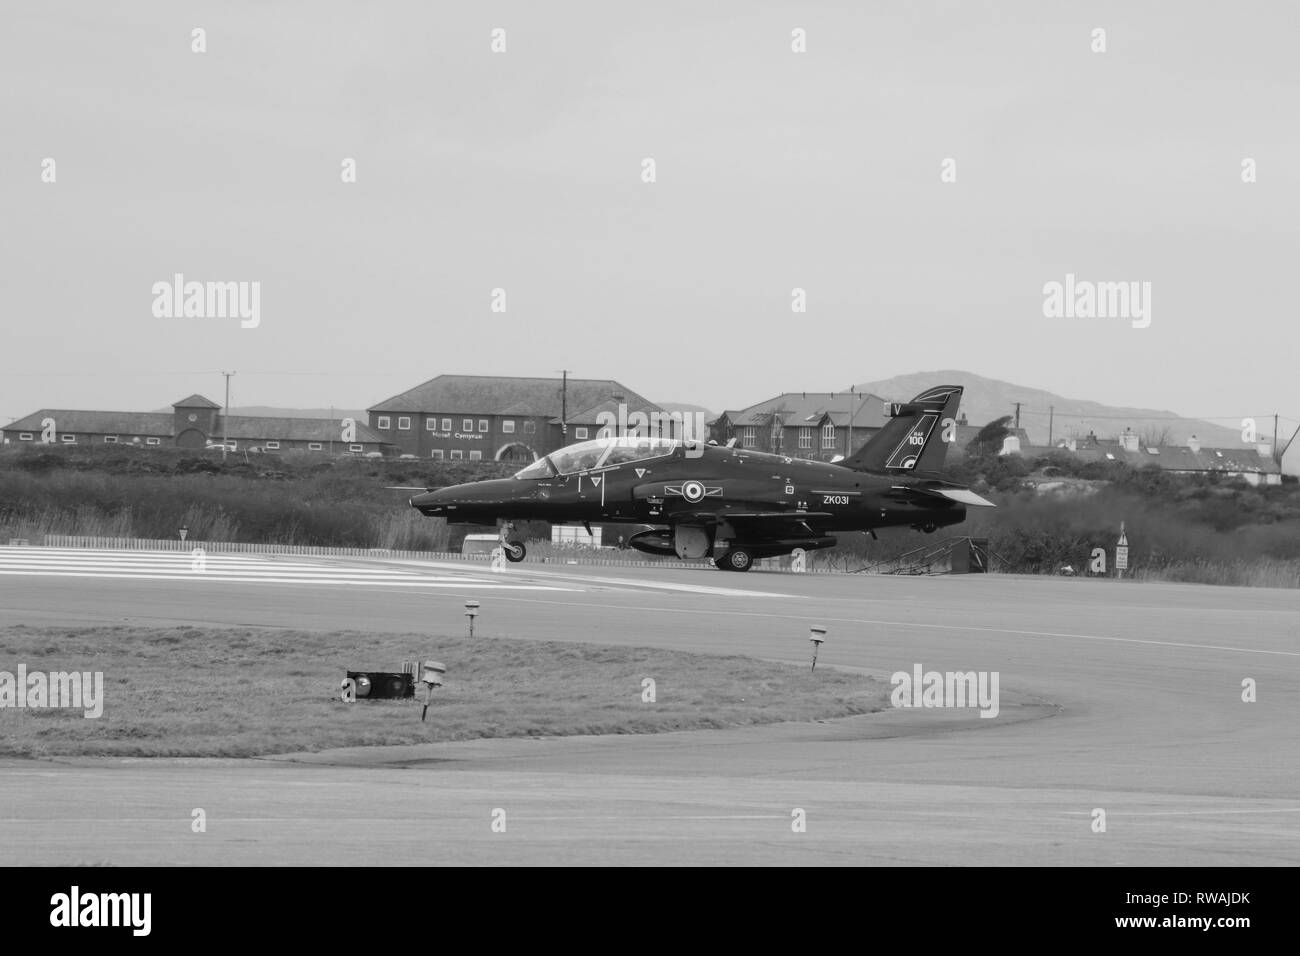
left=2, top=442, right=1297, bottom=585
left=0, top=445, right=504, bottom=550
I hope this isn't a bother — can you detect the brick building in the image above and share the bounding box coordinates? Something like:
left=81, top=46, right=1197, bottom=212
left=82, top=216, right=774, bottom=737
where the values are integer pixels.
left=366, top=374, right=666, bottom=462
left=708, top=391, right=889, bottom=461
left=2, top=394, right=391, bottom=455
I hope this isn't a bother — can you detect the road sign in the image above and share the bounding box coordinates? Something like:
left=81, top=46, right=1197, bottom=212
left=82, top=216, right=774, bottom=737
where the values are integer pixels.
left=1116, top=546, right=1129, bottom=570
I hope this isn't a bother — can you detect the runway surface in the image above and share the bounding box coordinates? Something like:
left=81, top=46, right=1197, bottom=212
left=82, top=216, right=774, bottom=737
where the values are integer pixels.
left=2, top=545, right=1299, bottom=865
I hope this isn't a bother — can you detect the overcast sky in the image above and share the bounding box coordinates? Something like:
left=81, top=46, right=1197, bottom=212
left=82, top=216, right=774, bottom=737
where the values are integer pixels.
left=3, top=1, right=1297, bottom=429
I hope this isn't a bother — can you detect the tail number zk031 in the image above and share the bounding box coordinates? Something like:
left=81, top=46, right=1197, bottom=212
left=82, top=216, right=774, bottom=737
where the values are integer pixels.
left=822, top=495, right=850, bottom=505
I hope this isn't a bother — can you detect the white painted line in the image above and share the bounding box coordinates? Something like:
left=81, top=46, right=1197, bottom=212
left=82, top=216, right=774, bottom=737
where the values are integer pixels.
left=479, top=597, right=1300, bottom=658
left=0, top=569, right=574, bottom=590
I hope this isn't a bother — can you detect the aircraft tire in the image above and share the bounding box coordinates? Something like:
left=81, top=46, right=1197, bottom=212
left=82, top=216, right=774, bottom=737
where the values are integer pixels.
left=722, top=549, right=753, bottom=572
left=504, top=541, right=526, bottom=562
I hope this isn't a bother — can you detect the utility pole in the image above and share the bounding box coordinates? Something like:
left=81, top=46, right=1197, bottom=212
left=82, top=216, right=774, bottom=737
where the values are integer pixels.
left=1048, top=405, right=1054, bottom=447
left=847, top=385, right=855, bottom=459
left=1274, top=414, right=1279, bottom=460
left=559, top=369, right=570, bottom=441
left=221, top=371, right=235, bottom=462
left=329, top=404, right=334, bottom=455
left=1014, top=402, right=1021, bottom=430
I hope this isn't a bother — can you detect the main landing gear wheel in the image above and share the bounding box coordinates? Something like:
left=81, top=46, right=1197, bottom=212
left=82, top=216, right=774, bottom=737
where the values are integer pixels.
left=714, top=549, right=753, bottom=572
left=504, top=541, right=526, bottom=562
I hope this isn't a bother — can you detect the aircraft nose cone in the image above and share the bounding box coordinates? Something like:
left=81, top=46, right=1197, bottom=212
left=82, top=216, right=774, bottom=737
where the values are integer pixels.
left=409, top=488, right=447, bottom=514
left=409, top=479, right=519, bottom=517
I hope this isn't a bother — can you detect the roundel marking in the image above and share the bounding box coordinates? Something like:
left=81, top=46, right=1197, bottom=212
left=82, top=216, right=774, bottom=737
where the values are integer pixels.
left=682, top=480, right=706, bottom=503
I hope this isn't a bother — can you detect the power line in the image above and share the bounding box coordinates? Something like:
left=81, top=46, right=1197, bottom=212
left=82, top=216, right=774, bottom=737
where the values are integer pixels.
left=1014, top=408, right=1299, bottom=425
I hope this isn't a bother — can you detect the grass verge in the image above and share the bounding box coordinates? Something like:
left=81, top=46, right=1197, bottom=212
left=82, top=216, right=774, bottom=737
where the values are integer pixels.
left=0, top=626, right=889, bottom=758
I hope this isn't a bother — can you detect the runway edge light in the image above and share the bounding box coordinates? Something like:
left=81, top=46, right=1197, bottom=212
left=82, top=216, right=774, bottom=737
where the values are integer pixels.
left=809, top=626, right=827, bottom=672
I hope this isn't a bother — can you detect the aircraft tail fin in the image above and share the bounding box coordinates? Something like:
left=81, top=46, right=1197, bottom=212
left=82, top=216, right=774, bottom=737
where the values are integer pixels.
left=842, top=385, right=963, bottom=475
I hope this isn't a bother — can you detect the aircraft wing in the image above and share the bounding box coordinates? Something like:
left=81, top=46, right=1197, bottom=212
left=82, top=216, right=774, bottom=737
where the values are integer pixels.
left=887, top=484, right=996, bottom=508
left=672, top=510, right=835, bottom=523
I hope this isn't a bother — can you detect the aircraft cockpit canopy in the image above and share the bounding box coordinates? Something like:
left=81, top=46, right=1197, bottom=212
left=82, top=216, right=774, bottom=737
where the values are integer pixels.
left=513, top=436, right=678, bottom=479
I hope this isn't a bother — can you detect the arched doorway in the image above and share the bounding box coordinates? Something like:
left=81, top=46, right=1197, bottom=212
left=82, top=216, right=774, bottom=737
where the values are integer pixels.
left=175, top=428, right=207, bottom=449
left=495, top=442, right=535, bottom=462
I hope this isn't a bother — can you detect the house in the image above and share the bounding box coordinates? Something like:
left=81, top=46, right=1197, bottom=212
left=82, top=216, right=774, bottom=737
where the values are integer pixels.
left=1019, top=429, right=1282, bottom=486
left=1281, top=425, right=1300, bottom=480
left=1, top=394, right=392, bottom=455
left=708, top=391, right=889, bottom=461
left=366, top=374, right=666, bottom=462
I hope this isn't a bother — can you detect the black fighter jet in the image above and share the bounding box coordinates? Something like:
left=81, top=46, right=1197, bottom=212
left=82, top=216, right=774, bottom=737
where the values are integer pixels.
left=410, top=385, right=994, bottom=571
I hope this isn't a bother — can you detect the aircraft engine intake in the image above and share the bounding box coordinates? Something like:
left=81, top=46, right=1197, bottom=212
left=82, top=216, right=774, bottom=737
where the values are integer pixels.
left=673, top=525, right=712, bottom=559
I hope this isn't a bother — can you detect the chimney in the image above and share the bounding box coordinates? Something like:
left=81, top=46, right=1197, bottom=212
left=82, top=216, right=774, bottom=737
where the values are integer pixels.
left=1119, top=428, right=1139, bottom=453
left=1187, top=434, right=1201, bottom=453
left=1256, top=441, right=1273, bottom=459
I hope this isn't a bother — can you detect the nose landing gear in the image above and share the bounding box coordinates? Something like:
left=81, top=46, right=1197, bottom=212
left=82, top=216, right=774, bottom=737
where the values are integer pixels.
left=498, top=522, right=527, bottom=562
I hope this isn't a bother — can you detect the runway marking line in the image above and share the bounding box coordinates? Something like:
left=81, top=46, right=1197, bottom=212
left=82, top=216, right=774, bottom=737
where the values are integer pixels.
left=480, top=596, right=1300, bottom=658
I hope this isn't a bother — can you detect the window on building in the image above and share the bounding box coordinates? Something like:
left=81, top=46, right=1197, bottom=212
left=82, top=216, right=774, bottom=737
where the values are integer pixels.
left=426, top=418, right=437, bottom=430
left=146, top=437, right=160, bottom=446
left=502, top=420, right=515, bottom=434
left=742, top=426, right=756, bottom=448
left=450, top=449, right=463, bottom=460
left=103, top=436, right=118, bottom=444
left=469, top=450, right=482, bottom=461
left=377, top=416, right=391, bottom=429
left=478, top=419, right=489, bottom=432
left=349, top=444, right=363, bottom=453
left=441, top=418, right=452, bottom=431
left=799, top=427, right=813, bottom=449
left=61, top=435, right=76, bottom=443
left=431, top=449, right=444, bottom=460
left=462, top=419, right=473, bottom=432
left=265, top=441, right=280, bottom=450
left=822, top=424, right=836, bottom=449
left=397, top=417, right=411, bottom=430
left=309, top=442, right=323, bottom=451
left=575, top=427, right=589, bottom=439
left=523, top=421, right=536, bottom=434
left=18, top=433, right=33, bottom=441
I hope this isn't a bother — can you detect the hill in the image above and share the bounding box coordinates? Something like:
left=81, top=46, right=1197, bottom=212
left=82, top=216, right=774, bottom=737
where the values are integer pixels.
left=852, top=371, right=1248, bottom=448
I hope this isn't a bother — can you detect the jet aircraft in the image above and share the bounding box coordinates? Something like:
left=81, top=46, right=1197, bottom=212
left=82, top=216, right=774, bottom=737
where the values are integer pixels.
left=409, top=385, right=994, bottom=571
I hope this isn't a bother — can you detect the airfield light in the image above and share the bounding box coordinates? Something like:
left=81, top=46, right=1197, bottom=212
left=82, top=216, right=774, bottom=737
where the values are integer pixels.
left=465, top=600, right=480, bottom=638
left=809, top=626, right=827, bottom=672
